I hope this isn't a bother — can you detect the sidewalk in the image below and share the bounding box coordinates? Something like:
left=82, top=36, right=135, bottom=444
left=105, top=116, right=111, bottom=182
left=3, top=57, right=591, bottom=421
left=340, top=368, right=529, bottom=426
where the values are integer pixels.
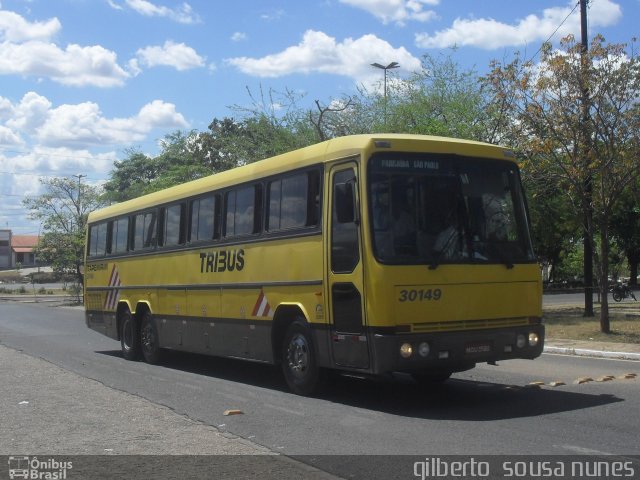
left=545, top=338, right=640, bottom=361
left=0, top=344, right=336, bottom=479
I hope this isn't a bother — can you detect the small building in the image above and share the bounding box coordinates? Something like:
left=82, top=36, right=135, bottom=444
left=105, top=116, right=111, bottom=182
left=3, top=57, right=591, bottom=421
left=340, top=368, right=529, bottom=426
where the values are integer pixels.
left=0, top=230, right=40, bottom=269
left=12, top=234, right=40, bottom=267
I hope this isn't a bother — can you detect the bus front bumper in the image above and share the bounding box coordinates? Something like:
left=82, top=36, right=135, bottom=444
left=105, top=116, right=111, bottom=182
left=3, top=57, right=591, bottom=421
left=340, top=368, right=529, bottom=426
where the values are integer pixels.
left=369, top=324, right=545, bottom=375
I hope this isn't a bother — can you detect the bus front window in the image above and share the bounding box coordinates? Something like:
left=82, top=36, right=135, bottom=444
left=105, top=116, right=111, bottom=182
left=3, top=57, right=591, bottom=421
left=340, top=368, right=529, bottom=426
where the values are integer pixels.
left=369, top=154, right=535, bottom=266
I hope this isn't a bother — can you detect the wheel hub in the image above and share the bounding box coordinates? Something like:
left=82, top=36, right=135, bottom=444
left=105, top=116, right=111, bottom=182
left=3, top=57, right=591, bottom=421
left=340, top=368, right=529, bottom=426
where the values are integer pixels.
left=287, top=334, right=309, bottom=377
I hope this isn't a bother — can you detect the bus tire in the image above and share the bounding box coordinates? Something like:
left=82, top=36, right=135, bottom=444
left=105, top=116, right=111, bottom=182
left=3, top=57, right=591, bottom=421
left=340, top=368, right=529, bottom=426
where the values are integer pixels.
left=120, top=308, right=141, bottom=361
left=281, top=320, right=321, bottom=396
left=140, top=311, right=163, bottom=364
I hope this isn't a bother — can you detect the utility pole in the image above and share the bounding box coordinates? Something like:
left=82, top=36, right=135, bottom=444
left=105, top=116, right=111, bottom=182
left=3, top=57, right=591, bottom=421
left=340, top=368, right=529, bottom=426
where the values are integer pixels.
left=580, top=0, right=595, bottom=317
left=73, top=174, right=86, bottom=229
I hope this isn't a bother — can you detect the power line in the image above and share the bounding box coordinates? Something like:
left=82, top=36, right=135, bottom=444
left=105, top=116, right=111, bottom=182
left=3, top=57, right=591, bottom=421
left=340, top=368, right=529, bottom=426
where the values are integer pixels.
left=0, top=146, right=117, bottom=162
left=528, top=0, right=581, bottom=63
left=0, top=170, right=104, bottom=181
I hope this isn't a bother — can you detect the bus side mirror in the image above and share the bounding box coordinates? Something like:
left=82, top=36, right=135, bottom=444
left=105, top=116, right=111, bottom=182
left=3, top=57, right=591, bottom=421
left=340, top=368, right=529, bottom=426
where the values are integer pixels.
left=335, top=182, right=356, bottom=224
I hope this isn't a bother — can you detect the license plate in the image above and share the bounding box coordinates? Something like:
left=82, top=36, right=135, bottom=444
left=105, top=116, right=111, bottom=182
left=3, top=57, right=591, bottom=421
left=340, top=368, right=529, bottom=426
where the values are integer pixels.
left=465, top=343, right=491, bottom=354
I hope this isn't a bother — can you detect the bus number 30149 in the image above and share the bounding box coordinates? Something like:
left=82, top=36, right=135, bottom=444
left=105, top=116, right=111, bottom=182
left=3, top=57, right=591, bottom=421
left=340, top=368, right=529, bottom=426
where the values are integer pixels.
left=398, top=288, right=442, bottom=302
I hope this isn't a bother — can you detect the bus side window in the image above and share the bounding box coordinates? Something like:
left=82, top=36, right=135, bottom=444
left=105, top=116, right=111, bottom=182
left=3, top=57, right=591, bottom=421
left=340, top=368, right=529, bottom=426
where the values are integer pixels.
left=162, top=203, right=185, bottom=247
left=307, top=170, right=320, bottom=227
left=225, top=185, right=262, bottom=237
left=133, top=211, right=157, bottom=250
left=189, top=195, right=218, bottom=242
left=267, top=171, right=319, bottom=232
left=145, top=211, right=157, bottom=248
left=88, top=222, right=108, bottom=257
left=111, top=217, right=129, bottom=254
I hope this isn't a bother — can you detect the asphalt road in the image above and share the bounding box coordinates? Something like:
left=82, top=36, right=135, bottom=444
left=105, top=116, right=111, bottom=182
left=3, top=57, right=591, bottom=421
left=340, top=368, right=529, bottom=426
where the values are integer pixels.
left=1, top=302, right=639, bottom=477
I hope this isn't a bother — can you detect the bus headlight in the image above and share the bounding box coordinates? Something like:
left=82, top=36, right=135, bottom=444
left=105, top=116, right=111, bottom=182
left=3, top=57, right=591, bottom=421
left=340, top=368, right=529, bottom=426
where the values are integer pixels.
left=418, top=342, right=430, bottom=357
left=400, top=343, right=413, bottom=358
left=516, top=334, right=526, bottom=349
left=528, top=333, right=539, bottom=347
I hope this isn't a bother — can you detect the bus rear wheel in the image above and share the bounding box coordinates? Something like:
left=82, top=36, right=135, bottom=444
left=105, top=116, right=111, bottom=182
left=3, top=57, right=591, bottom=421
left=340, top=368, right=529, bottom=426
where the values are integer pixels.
left=282, top=321, right=321, bottom=396
left=141, top=311, right=163, bottom=364
left=120, top=308, right=141, bottom=361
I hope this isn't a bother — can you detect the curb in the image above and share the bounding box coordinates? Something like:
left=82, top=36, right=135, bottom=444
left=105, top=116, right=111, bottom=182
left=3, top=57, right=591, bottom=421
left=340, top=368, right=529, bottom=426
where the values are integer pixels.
left=544, top=346, right=640, bottom=361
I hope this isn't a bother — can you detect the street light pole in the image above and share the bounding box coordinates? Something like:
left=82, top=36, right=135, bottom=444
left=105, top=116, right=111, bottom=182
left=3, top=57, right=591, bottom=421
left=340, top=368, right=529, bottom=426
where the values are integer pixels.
left=371, top=62, right=400, bottom=127
left=370, top=61, right=400, bottom=99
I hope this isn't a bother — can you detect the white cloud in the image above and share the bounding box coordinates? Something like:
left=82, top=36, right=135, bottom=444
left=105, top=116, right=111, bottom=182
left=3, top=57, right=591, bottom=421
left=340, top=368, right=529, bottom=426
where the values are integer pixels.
left=112, top=0, right=201, bottom=24
left=231, top=32, right=247, bottom=42
left=227, top=30, right=421, bottom=85
left=0, top=92, right=188, bottom=149
left=340, top=0, right=439, bottom=26
left=127, top=58, right=142, bottom=76
left=106, top=0, right=123, bottom=11
left=136, top=100, right=189, bottom=129
left=0, top=125, right=23, bottom=145
left=6, top=91, right=52, bottom=132
left=415, top=0, right=622, bottom=50
left=1, top=147, right=116, bottom=178
left=38, top=100, right=188, bottom=148
left=0, top=9, right=61, bottom=42
left=136, top=40, right=205, bottom=71
left=260, top=9, right=285, bottom=21
left=0, top=8, right=130, bottom=87
left=0, top=41, right=130, bottom=87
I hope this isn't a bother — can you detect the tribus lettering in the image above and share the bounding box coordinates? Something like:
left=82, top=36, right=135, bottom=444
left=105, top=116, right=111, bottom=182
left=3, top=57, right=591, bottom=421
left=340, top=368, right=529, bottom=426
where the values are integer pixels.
left=199, top=249, right=245, bottom=273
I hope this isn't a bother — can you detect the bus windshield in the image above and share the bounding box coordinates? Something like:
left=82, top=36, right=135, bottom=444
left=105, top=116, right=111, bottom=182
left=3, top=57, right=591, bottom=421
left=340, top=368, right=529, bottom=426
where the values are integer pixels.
left=368, top=153, right=535, bottom=267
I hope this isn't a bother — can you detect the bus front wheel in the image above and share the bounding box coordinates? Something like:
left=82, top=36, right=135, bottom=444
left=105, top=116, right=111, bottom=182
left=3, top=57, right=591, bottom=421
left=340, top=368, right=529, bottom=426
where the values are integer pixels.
left=282, top=321, right=321, bottom=396
left=141, top=311, right=163, bottom=364
left=120, top=308, right=141, bottom=361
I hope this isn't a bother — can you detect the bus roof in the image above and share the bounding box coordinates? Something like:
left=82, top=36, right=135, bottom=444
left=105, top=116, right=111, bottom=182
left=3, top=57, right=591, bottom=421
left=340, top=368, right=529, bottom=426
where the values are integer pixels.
left=88, top=134, right=513, bottom=223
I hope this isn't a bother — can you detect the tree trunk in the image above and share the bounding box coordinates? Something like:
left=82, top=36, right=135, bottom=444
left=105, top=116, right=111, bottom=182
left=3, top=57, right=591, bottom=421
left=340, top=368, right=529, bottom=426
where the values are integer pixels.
left=628, top=255, right=639, bottom=287
left=599, top=223, right=610, bottom=333
left=583, top=197, right=595, bottom=317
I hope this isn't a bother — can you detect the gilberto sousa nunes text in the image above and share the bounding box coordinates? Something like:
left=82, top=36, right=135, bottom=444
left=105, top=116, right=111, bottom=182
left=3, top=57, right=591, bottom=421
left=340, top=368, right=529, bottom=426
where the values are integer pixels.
left=412, top=457, right=636, bottom=479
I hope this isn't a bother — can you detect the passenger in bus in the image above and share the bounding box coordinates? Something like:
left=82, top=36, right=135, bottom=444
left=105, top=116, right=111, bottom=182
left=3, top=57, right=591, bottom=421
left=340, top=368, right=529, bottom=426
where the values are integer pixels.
left=431, top=189, right=464, bottom=260
left=392, top=193, right=417, bottom=255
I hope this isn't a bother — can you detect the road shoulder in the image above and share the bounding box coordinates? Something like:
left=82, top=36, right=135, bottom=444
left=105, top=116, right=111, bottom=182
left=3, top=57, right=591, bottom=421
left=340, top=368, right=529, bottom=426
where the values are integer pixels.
left=0, top=344, right=336, bottom=479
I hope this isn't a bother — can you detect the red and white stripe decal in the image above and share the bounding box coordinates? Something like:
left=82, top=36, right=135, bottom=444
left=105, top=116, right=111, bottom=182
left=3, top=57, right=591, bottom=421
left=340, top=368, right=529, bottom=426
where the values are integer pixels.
left=103, top=264, right=121, bottom=310
left=251, top=289, right=273, bottom=318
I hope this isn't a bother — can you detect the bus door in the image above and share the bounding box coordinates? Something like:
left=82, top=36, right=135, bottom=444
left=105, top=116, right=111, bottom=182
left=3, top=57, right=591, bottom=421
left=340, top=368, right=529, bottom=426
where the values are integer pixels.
left=327, top=162, right=370, bottom=369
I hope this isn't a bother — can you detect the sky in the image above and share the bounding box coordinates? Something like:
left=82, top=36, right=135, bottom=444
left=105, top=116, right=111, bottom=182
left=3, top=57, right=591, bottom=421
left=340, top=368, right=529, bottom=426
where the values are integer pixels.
left=0, top=0, right=638, bottom=236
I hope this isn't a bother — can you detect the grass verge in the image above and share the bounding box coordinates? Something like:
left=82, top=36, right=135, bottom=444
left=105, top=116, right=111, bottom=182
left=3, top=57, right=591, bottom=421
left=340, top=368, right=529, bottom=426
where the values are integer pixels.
left=544, top=303, right=640, bottom=344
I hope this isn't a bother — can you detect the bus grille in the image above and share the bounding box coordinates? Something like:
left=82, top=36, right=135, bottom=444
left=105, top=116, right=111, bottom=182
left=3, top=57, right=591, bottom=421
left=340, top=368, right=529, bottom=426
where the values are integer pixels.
left=411, top=317, right=529, bottom=333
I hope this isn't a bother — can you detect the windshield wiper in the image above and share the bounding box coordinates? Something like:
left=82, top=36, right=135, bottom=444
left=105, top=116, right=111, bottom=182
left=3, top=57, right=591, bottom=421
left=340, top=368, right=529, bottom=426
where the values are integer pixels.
left=428, top=225, right=464, bottom=270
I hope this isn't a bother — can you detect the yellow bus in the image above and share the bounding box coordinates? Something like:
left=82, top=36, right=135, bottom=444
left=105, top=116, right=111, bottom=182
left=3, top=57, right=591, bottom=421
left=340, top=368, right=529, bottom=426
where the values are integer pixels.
left=85, top=134, right=544, bottom=395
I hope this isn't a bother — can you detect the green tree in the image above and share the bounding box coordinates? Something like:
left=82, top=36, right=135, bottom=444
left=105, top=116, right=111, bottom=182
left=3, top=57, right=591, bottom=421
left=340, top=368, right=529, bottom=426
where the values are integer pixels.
left=386, top=53, right=496, bottom=141
left=104, top=131, right=212, bottom=202
left=526, top=182, right=580, bottom=282
left=484, top=35, right=640, bottom=332
left=23, top=177, right=106, bottom=289
left=610, top=179, right=640, bottom=286
left=102, top=149, right=158, bottom=202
